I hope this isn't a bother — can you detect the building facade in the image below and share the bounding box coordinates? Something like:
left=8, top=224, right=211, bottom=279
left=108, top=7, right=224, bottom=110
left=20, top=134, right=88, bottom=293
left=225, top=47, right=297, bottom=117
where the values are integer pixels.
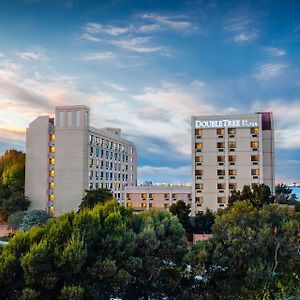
left=191, top=112, right=275, bottom=214
left=25, top=105, right=137, bottom=216
left=123, top=185, right=192, bottom=211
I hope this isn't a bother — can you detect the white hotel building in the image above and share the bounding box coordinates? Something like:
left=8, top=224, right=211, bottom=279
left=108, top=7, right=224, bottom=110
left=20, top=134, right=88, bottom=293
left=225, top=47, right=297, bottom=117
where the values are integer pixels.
left=192, top=112, right=275, bottom=214
left=25, top=105, right=137, bottom=216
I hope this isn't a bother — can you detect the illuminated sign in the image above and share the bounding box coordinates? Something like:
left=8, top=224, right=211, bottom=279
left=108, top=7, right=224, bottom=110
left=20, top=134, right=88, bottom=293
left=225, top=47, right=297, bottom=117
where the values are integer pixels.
left=195, top=119, right=258, bottom=128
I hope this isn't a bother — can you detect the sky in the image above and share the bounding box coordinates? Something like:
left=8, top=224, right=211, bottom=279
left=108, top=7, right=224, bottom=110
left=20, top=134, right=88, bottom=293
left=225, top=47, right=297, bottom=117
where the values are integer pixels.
left=0, top=0, right=300, bottom=184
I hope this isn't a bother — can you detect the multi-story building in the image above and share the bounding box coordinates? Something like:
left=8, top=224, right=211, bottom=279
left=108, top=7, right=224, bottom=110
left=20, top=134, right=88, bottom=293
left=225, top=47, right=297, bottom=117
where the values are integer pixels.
left=123, top=185, right=192, bottom=211
left=191, top=112, right=275, bottom=215
left=25, top=105, right=137, bottom=216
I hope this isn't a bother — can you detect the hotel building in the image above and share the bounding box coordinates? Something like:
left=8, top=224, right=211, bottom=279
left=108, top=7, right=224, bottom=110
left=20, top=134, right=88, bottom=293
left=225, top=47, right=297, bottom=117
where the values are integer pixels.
left=25, top=105, right=137, bottom=216
left=123, top=185, right=192, bottom=211
left=192, top=112, right=275, bottom=214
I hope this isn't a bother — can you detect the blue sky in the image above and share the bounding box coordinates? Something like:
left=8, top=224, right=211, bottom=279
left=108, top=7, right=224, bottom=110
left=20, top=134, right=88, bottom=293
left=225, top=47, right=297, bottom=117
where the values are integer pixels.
left=0, top=0, right=300, bottom=184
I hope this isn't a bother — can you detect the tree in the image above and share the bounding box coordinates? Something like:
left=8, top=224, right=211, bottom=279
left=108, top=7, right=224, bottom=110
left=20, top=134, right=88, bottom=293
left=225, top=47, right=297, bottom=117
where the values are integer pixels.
left=0, top=200, right=187, bottom=299
left=78, top=188, right=114, bottom=211
left=187, top=201, right=300, bottom=299
left=194, top=209, right=215, bottom=234
left=170, top=200, right=192, bottom=234
left=7, top=210, right=26, bottom=231
left=275, top=184, right=298, bottom=205
left=229, top=184, right=275, bottom=208
left=19, top=209, right=51, bottom=231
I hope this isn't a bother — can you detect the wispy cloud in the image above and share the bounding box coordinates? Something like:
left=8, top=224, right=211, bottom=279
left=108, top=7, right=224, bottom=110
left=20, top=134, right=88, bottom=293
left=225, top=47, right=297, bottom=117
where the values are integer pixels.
left=111, top=37, right=162, bottom=53
left=265, top=47, right=286, bottom=57
left=81, top=33, right=102, bottom=42
left=0, top=52, right=5, bottom=58
left=234, top=31, right=258, bottom=43
left=15, top=46, right=48, bottom=61
left=191, top=80, right=206, bottom=88
left=84, top=52, right=116, bottom=61
left=84, top=22, right=129, bottom=35
left=255, top=63, right=287, bottom=80
left=102, top=81, right=126, bottom=92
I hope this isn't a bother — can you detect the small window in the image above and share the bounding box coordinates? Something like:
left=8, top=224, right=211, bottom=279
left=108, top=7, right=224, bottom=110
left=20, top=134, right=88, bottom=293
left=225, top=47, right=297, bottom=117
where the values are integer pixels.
left=196, top=197, right=203, bottom=204
left=50, top=146, right=55, bottom=153
left=49, top=206, right=55, bottom=214
left=50, top=134, right=55, bottom=141
left=49, top=194, right=55, bottom=201
left=217, top=197, right=226, bottom=204
left=229, top=183, right=237, bottom=190
left=251, top=141, right=259, bottom=148
left=228, top=142, right=236, bottom=148
left=49, top=157, right=55, bottom=165
left=49, top=182, right=55, bottom=189
left=251, top=169, right=260, bottom=176
left=217, top=156, right=225, bottom=162
left=67, top=111, right=72, bottom=127
left=195, top=129, right=203, bottom=136
left=141, top=202, right=147, bottom=208
left=217, top=142, right=225, bottom=148
left=229, top=169, right=237, bottom=176
left=195, top=183, right=203, bottom=189
left=164, top=203, right=169, bottom=209
left=217, top=169, right=225, bottom=176
left=59, top=111, right=64, bottom=127
left=195, top=170, right=203, bottom=176
left=195, top=143, right=202, bottom=150
left=228, top=155, right=236, bottom=162
left=49, top=170, right=55, bottom=177
left=217, top=128, right=225, bottom=135
left=251, top=127, right=259, bottom=134
left=141, top=193, right=147, bottom=199
left=164, top=193, right=169, bottom=199
left=76, top=110, right=81, bottom=127
left=217, top=183, right=225, bottom=189
left=195, top=156, right=203, bottom=162
left=228, top=128, right=236, bottom=135
left=127, top=202, right=132, bottom=208
left=251, top=155, right=259, bottom=162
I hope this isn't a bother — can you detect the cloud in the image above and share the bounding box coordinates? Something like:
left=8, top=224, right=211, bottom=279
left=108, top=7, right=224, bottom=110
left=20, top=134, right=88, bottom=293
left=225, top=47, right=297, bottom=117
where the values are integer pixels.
left=84, top=22, right=129, bottom=36
left=0, top=59, right=20, bottom=78
left=138, top=165, right=192, bottom=183
left=234, top=31, right=258, bottom=43
left=191, top=80, right=206, bottom=88
left=84, top=52, right=116, bottom=61
left=0, top=52, right=5, bottom=58
left=138, top=24, right=161, bottom=33
left=0, top=127, right=26, bottom=141
left=255, top=63, right=287, bottom=80
left=102, top=81, right=126, bottom=92
left=81, top=33, right=102, bottom=42
left=265, top=47, right=286, bottom=57
left=111, top=37, right=162, bottom=53
left=15, top=46, right=48, bottom=61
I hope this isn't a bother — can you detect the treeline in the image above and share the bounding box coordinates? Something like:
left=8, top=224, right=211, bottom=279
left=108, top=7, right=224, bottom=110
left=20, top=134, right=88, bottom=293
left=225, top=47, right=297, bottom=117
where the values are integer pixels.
left=0, top=198, right=299, bottom=299
left=0, top=150, right=30, bottom=222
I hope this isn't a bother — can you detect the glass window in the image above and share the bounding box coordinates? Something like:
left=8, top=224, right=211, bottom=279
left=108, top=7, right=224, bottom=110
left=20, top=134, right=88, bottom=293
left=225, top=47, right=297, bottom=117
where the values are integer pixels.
left=228, top=155, right=236, bottom=162
left=195, top=183, right=203, bottom=189
left=195, top=143, right=202, bottom=149
left=228, top=128, right=236, bottom=135
left=141, top=202, right=147, bottom=208
left=195, top=170, right=203, bottom=176
left=49, top=170, right=55, bottom=177
left=217, top=156, right=225, bottom=162
left=49, top=194, right=55, bottom=201
left=217, top=197, right=226, bottom=204
left=229, top=183, right=237, bottom=190
left=50, top=134, right=55, bottom=141
left=251, top=127, right=259, bottom=134
left=89, top=158, right=93, bottom=166
left=59, top=111, right=64, bottom=127
left=195, top=129, right=203, bottom=136
left=164, top=203, right=169, bottom=209
left=229, top=169, right=237, bottom=176
left=127, top=202, right=132, bottom=207
left=228, top=142, right=236, bottom=148
left=76, top=110, right=81, bottom=127
left=196, top=197, right=203, bottom=204
left=49, top=182, right=55, bottom=189
left=141, top=193, right=147, bottom=199
left=49, top=206, right=54, bottom=214
left=195, top=156, right=203, bottom=162
left=217, top=142, right=225, bottom=148
left=217, top=128, right=225, bottom=135
left=50, top=146, right=55, bottom=153
left=251, top=169, right=260, bottom=175
left=85, top=111, right=89, bottom=128
left=164, top=193, right=169, bottom=199
left=217, top=183, right=225, bottom=189
left=67, top=111, right=72, bottom=127
left=217, top=169, right=225, bottom=176
left=251, top=155, right=259, bottom=162
left=49, top=157, right=55, bottom=165
left=251, top=141, right=259, bottom=148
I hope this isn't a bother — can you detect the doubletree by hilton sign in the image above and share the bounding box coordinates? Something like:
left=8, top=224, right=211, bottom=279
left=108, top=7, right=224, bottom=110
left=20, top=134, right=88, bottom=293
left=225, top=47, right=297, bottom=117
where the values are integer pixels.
left=195, top=119, right=258, bottom=128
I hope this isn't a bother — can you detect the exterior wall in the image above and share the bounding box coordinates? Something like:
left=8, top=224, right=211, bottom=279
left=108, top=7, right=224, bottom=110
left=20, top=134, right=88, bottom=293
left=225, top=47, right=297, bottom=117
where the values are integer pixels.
left=124, top=186, right=192, bottom=211
left=191, top=113, right=275, bottom=215
left=25, top=116, right=52, bottom=211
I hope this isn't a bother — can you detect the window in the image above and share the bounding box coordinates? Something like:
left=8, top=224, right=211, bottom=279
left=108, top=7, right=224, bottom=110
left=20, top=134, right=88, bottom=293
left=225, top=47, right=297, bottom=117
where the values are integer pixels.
left=141, top=202, right=147, bottom=208
left=228, top=128, right=236, bottom=135
left=164, top=203, right=169, bottom=209
left=149, top=203, right=153, bottom=208
left=217, top=183, right=225, bottom=190
left=195, top=170, right=203, bottom=176
left=251, top=155, right=259, bottom=162
left=89, top=134, right=94, bottom=143
left=50, top=146, right=55, bottom=153
left=195, top=129, right=203, bottom=136
left=217, top=142, right=225, bottom=148
left=228, top=142, right=236, bottom=148
left=96, top=148, right=99, bottom=156
left=141, top=193, right=147, bottom=199
left=196, top=183, right=203, bottom=189
left=172, top=193, right=177, bottom=199
left=59, top=111, right=64, bottom=127
left=251, top=127, right=259, bottom=134
left=164, top=193, right=169, bottom=199
left=49, top=170, right=55, bottom=177
left=67, top=111, right=72, bottom=127
left=229, top=169, right=237, bottom=176
left=217, top=128, right=225, bottom=135
left=195, top=143, right=202, bottom=149
left=217, top=156, right=225, bottom=162
left=127, top=202, right=132, bottom=208
left=85, top=111, right=89, bottom=128
left=251, top=169, right=260, bottom=175
left=228, top=155, right=236, bottom=162
left=49, top=157, right=55, bottom=165
left=90, top=146, right=93, bottom=154
left=89, top=171, right=93, bottom=177
left=217, top=197, right=226, bottom=204
left=50, top=134, right=55, bottom=141
left=89, top=183, right=93, bottom=189
left=89, top=158, right=93, bottom=166
left=149, top=193, right=154, bottom=199
left=76, top=110, right=81, bottom=127
left=229, top=183, right=237, bottom=190
left=195, top=156, right=203, bottom=162
left=217, top=169, right=225, bottom=176
left=251, top=141, right=259, bottom=148
left=49, top=206, right=55, bottom=214
left=49, top=194, right=55, bottom=201
left=126, top=193, right=131, bottom=199
left=196, top=197, right=203, bottom=204
left=49, top=182, right=55, bottom=189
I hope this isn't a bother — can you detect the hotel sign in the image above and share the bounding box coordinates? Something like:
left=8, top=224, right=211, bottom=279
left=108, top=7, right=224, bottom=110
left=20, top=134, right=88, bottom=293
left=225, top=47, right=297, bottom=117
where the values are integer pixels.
left=195, top=119, right=258, bottom=128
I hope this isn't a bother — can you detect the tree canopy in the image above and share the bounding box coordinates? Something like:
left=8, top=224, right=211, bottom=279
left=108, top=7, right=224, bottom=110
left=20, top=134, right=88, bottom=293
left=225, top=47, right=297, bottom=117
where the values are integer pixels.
left=78, top=188, right=114, bottom=211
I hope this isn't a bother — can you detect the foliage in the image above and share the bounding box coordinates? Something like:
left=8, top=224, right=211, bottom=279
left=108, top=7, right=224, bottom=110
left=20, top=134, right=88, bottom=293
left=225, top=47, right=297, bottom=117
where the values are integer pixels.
left=19, top=210, right=51, bottom=231
left=0, top=200, right=187, bottom=299
left=78, top=188, right=114, bottom=211
left=7, top=210, right=26, bottom=230
left=170, top=200, right=192, bottom=234
left=0, top=150, right=28, bottom=221
left=229, top=184, right=275, bottom=208
left=187, top=201, right=300, bottom=299
left=194, top=209, right=215, bottom=234
left=275, top=184, right=298, bottom=205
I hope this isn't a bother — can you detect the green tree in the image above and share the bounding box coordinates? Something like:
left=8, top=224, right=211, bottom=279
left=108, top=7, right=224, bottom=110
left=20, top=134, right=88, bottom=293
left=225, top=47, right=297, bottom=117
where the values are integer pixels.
left=0, top=200, right=187, bottom=299
left=19, top=209, right=51, bottom=231
left=194, top=209, right=215, bottom=234
left=7, top=210, right=26, bottom=230
left=170, top=200, right=192, bottom=234
left=187, top=201, right=300, bottom=299
left=78, top=188, right=114, bottom=211
left=275, top=184, right=298, bottom=204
